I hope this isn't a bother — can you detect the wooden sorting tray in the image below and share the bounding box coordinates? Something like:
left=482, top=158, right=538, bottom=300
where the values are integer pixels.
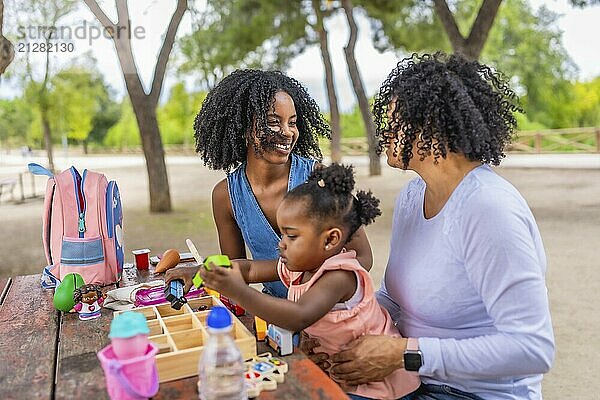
left=114, top=295, right=257, bottom=382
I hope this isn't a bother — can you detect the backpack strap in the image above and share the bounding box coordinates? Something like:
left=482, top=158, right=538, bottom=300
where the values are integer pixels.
left=28, top=163, right=54, bottom=177
left=41, top=266, right=59, bottom=289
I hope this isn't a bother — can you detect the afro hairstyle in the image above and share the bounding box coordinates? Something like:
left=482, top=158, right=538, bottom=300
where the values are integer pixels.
left=194, top=69, right=331, bottom=172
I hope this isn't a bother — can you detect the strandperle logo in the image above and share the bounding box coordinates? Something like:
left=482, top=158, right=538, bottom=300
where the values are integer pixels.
left=17, top=20, right=146, bottom=46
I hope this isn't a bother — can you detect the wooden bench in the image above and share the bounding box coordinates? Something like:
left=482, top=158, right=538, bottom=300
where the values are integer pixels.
left=0, top=267, right=350, bottom=399
left=0, top=178, right=17, bottom=203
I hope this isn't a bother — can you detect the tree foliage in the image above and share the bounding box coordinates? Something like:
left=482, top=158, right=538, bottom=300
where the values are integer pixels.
left=180, top=0, right=310, bottom=87
left=49, top=66, right=110, bottom=143
left=0, top=97, right=33, bottom=145
left=360, top=0, right=590, bottom=129
left=158, top=83, right=207, bottom=145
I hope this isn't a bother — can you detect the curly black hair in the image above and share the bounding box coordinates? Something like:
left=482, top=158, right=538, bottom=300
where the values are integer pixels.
left=372, top=52, right=523, bottom=168
left=193, top=69, right=331, bottom=172
left=73, top=284, right=103, bottom=303
left=285, top=164, right=381, bottom=242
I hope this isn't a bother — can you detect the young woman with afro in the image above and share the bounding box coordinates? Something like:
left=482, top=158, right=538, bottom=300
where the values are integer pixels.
left=167, top=70, right=373, bottom=299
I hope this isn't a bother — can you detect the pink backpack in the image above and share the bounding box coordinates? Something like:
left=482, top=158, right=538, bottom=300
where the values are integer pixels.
left=29, top=163, right=124, bottom=288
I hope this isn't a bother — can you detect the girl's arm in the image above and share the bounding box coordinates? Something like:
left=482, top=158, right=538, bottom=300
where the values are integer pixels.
left=199, top=265, right=356, bottom=332
left=230, top=258, right=279, bottom=283
left=212, top=179, right=246, bottom=259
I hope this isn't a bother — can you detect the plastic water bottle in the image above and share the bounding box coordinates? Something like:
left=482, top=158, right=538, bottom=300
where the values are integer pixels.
left=198, top=306, right=247, bottom=400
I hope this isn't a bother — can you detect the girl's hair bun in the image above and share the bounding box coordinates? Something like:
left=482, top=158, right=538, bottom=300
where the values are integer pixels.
left=308, top=163, right=355, bottom=195
left=355, top=190, right=381, bottom=226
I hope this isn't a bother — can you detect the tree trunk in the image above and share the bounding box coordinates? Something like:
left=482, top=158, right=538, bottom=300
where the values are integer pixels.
left=0, top=0, right=15, bottom=75
left=312, top=0, right=342, bottom=163
left=432, top=0, right=502, bottom=60
left=40, top=109, right=55, bottom=173
left=342, top=0, right=380, bottom=176
left=84, top=0, right=186, bottom=213
left=129, top=94, right=171, bottom=212
left=82, top=140, right=88, bottom=155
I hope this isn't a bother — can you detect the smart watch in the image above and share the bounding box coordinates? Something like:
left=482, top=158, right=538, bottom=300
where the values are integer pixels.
left=403, top=338, right=423, bottom=372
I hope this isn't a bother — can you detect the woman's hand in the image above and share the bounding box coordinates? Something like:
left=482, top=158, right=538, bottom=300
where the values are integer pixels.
left=165, top=266, right=200, bottom=294
left=198, top=262, right=247, bottom=299
left=299, top=331, right=331, bottom=372
left=330, top=335, right=406, bottom=386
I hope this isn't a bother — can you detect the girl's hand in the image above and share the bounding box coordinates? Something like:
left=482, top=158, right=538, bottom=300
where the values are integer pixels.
left=330, top=335, right=406, bottom=386
left=198, top=262, right=246, bottom=299
left=165, top=266, right=200, bottom=294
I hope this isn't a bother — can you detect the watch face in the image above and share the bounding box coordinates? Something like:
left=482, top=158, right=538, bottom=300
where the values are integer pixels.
left=404, top=351, right=422, bottom=371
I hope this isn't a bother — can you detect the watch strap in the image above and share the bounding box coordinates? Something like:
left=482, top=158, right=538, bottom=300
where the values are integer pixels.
left=404, top=338, right=422, bottom=374
left=406, top=337, right=419, bottom=351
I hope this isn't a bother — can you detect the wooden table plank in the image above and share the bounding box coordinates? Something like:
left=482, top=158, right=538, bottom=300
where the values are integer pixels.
left=53, top=291, right=115, bottom=400
left=0, top=275, right=58, bottom=400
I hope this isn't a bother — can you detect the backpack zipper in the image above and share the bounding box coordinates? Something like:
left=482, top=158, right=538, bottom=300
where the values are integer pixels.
left=71, top=168, right=87, bottom=238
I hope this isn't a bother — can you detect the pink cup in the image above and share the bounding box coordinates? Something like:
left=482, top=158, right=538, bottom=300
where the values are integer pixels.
left=98, top=342, right=159, bottom=400
left=112, top=334, right=150, bottom=360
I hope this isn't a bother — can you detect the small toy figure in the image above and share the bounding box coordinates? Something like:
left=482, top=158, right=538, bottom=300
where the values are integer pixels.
left=73, top=284, right=104, bottom=320
left=164, top=279, right=186, bottom=310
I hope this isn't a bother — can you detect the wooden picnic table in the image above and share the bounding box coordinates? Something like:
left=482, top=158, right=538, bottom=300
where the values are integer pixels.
left=0, top=266, right=349, bottom=399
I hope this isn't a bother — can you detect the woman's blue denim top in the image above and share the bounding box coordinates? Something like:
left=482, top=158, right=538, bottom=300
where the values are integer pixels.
left=227, top=154, right=316, bottom=298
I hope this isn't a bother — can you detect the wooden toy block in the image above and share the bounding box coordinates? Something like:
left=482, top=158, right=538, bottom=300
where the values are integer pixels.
left=244, top=353, right=289, bottom=398
left=113, top=295, right=257, bottom=383
left=254, top=316, right=268, bottom=341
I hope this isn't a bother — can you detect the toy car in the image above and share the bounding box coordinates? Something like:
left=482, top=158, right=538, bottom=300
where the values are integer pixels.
left=219, top=295, right=245, bottom=316
left=265, top=324, right=293, bottom=356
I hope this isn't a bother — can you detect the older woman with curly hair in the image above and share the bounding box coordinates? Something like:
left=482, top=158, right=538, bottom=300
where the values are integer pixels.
left=317, top=53, right=555, bottom=400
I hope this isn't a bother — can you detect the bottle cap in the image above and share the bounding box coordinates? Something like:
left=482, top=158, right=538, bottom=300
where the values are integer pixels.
left=207, top=306, right=232, bottom=329
left=109, top=311, right=150, bottom=339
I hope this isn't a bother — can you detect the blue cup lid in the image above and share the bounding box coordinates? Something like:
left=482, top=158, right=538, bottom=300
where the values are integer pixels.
left=109, top=311, right=150, bottom=339
left=207, top=306, right=232, bottom=329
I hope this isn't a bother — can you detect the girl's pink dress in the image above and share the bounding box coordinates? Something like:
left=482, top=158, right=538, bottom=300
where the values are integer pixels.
left=278, top=250, right=420, bottom=400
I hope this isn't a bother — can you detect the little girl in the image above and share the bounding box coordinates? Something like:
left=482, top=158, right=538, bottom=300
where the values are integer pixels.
left=196, top=164, right=420, bottom=400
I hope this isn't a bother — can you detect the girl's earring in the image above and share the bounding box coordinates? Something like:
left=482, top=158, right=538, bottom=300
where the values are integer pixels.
left=325, top=245, right=330, bottom=250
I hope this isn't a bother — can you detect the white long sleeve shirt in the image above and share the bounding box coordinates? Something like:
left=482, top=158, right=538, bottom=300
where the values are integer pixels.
left=377, top=165, right=555, bottom=399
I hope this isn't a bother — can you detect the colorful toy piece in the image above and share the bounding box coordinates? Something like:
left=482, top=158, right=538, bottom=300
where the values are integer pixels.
left=53, top=272, right=85, bottom=311
left=73, top=284, right=104, bottom=320
left=219, top=295, right=245, bottom=316
left=134, top=285, right=206, bottom=307
left=98, top=311, right=159, bottom=400
left=191, top=254, right=232, bottom=289
left=164, top=279, right=186, bottom=310
left=244, top=353, right=289, bottom=398
left=265, top=324, right=294, bottom=356
left=109, top=311, right=151, bottom=359
left=185, top=239, right=246, bottom=315
left=254, top=316, right=268, bottom=341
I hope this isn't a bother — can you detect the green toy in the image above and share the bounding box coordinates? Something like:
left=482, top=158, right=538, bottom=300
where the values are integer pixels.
left=192, top=255, right=231, bottom=289
left=53, top=273, right=85, bottom=311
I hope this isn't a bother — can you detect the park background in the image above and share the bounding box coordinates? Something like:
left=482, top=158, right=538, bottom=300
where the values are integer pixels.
left=1, top=0, right=599, bottom=398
